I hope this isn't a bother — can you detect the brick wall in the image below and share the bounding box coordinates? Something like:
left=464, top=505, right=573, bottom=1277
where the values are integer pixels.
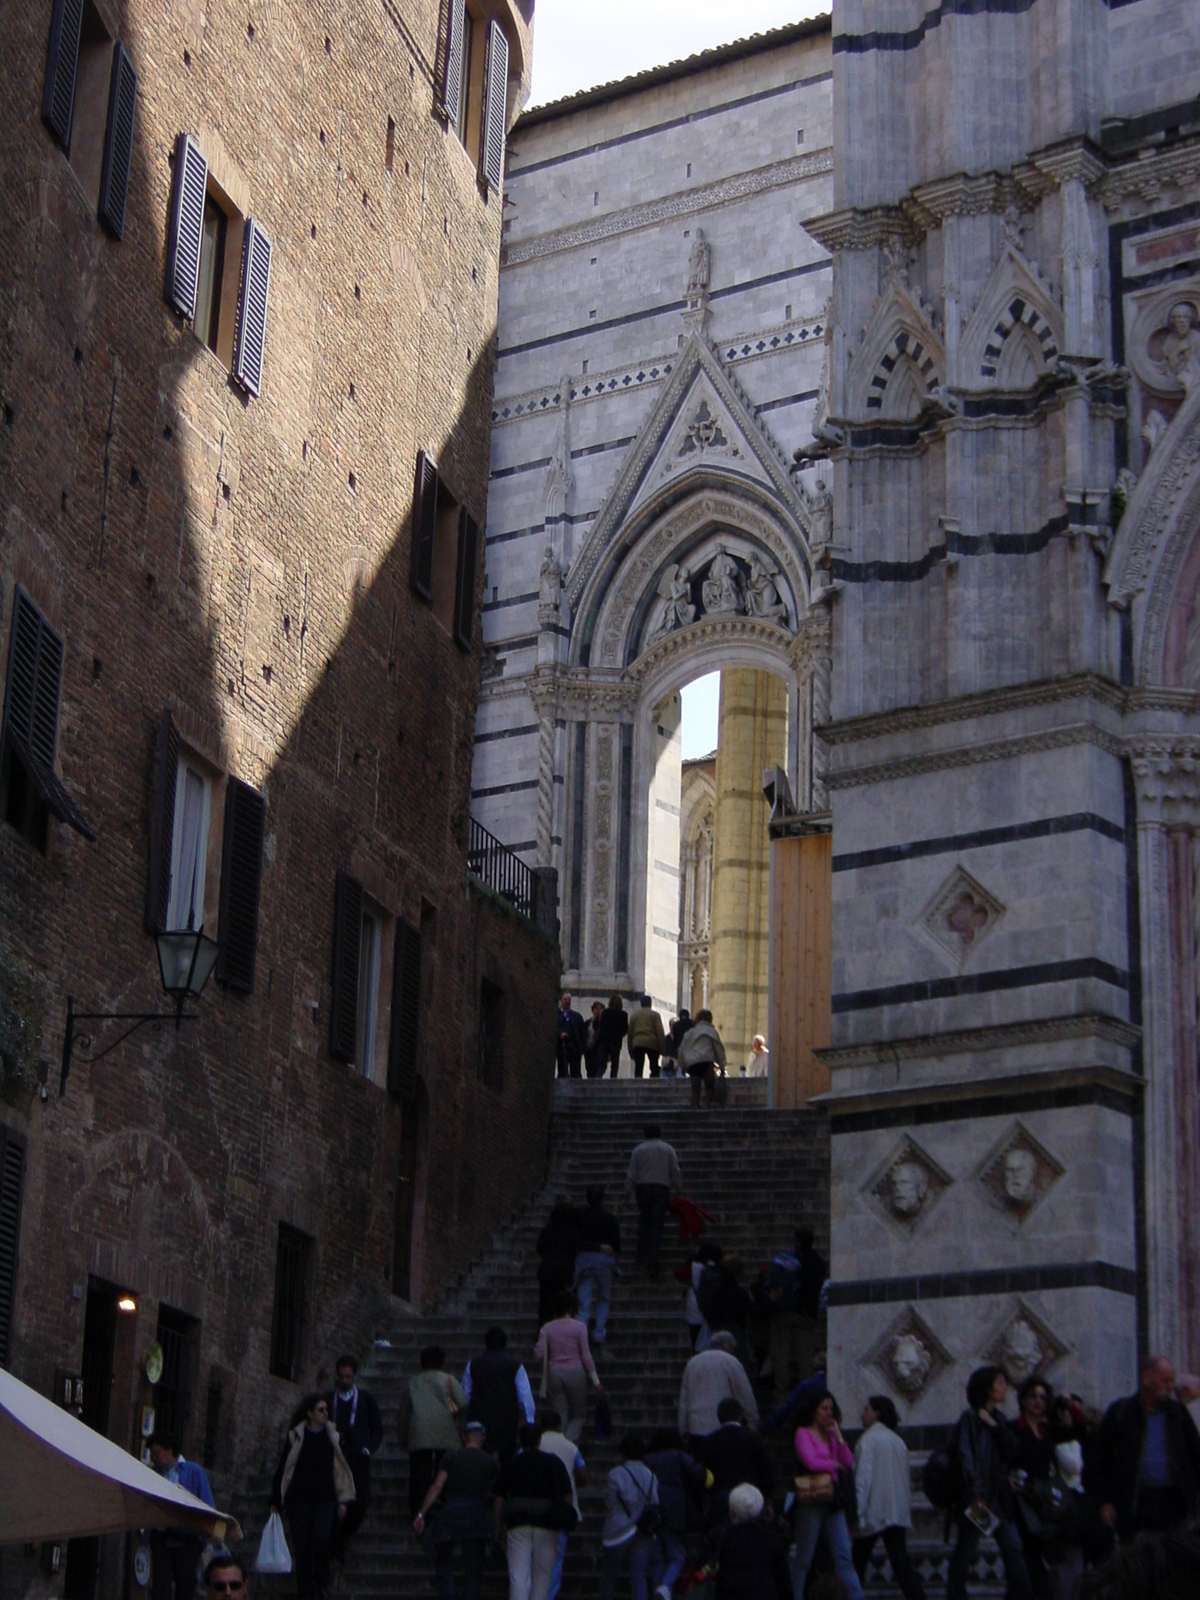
left=0, top=0, right=552, bottom=1539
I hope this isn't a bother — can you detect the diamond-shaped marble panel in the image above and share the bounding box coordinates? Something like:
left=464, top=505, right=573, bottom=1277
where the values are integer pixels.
left=976, top=1121, right=1065, bottom=1223
left=984, top=1300, right=1070, bottom=1384
left=917, top=865, right=1004, bottom=969
left=863, top=1304, right=953, bottom=1402
left=862, top=1135, right=953, bottom=1235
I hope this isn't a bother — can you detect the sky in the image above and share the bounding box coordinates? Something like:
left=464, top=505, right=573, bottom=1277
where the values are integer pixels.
left=528, top=1, right=827, bottom=107
left=681, top=672, right=720, bottom=759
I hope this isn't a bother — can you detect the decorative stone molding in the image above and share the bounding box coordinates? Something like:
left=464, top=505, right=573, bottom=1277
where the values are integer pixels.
left=862, top=1135, right=953, bottom=1236
left=844, top=278, right=945, bottom=420
left=504, top=149, right=833, bottom=266
left=627, top=616, right=796, bottom=685
left=863, top=1305, right=954, bottom=1403
left=827, top=722, right=1124, bottom=792
left=984, top=1300, right=1070, bottom=1385
left=1130, top=742, right=1200, bottom=826
left=1127, top=277, right=1200, bottom=400
left=916, top=865, right=1005, bottom=970
left=817, top=1017, right=1141, bottom=1074
left=821, top=673, right=1126, bottom=746
left=1099, top=136, right=1200, bottom=219
left=528, top=666, right=638, bottom=722
left=975, top=1122, right=1066, bottom=1224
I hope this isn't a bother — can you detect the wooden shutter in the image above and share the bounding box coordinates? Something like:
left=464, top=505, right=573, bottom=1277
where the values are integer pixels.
left=2, top=590, right=61, bottom=769
left=480, top=18, right=509, bottom=194
left=410, top=450, right=438, bottom=601
left=42, top=0, right=84, bottom=151
left=217, top=778, right=265, bottom=994
left=98, top=42, right=138, bottom=240
left=233, top=218, right=273, bottom=398
left=145, top=709, right=179, bottom=934
left=330, top=869, right=363, bottom=1063
left=387, top=921, right=421, bottom=1101
left=453, top=506, right=480, bottom=649
left=0, top=1125, right=25, bottom=1370
left=440, top=0, right=466, bottom=128
left=165, top=134, right=208, bottom=319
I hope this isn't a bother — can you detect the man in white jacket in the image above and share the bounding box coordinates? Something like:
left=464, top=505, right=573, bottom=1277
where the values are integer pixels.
left=677, top=1332, right=758, bottom=1441
left=852, top=1395, right=926, bottom=1600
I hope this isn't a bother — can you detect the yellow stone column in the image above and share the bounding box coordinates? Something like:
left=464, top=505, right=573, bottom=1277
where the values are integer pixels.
left=709, top=668, right=787, bottom=1065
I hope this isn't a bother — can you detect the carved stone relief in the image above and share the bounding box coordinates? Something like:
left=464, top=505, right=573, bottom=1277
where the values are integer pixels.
left=1129, top=279, right=1200, bottom=398
left=976, top=1122, right=1065, bottom=1223
left=641, top=540, right=791, bottom=651
left=984, top=1300, right=1070, bottom=1384
left=916, top=865, right=1005, bottom=969
left=676, top=400, right=740, bottom=462
left=862, top=1135, right=953, bottom=1235
left=863, top=1305, right=953, bottom=1402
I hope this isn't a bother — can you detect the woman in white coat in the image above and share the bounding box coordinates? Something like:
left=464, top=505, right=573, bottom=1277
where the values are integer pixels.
left=852, top=1395, right=927, bottom=1600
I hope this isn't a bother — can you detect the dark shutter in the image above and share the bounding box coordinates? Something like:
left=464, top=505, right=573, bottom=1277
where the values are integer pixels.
left=441, top=0, right=466, bottom=128
left=42, top=0, right=84, bottom=151
left=387, top=921, right=421, bottom=1101
left=480, top=18, right=509, bottom=194
left=453, top=507, right=480, bottom=649
left=216, top=778, right=265, bottom=994
left=330, top=869, right=363, bottom=1063
left=165, top=133, right=208, bottom=319
left=2, top=590, right=61, bottom=762
left=409, top=450, right=438, bottom=601
left=98, top=42, right=138, bottom=240
left=233, top=218, right=273, bottom=398
left=0, top=1124, right=26, bottom=1370
left=145, top=709, right=179, bottom=934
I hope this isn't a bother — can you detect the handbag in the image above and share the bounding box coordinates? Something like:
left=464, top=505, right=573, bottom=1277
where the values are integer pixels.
left=793, top=1473, right=834, bottom=1505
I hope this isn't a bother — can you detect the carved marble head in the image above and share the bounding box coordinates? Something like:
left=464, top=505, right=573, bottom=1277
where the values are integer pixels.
left=1004, top=1147, right=1039, bottom=1205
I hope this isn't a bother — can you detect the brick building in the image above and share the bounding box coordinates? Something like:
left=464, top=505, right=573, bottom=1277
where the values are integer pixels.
left=0, top=0, right=554, bottom=1576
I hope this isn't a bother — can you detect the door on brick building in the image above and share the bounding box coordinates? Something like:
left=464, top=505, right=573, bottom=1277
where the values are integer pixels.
left=64, top=1280, right=140, bottom=1599
left=392, top=1082, right=428, bottom=1301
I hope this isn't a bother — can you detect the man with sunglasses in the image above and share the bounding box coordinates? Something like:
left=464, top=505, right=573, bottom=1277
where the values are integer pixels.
left=202, top=1558, right=245, bottom=1600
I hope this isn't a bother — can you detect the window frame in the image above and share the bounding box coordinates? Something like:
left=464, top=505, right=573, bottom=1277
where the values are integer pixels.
left=355, top=905, right=382, bottom=1081
left=268, top=1223, right=312, bottom=1384
left=165, top=756, right=212, bottom=934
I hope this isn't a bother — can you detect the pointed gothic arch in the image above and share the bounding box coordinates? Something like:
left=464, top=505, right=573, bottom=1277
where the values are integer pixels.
left=844, top=279, right=945, bottom=419
left=960, top=245, right=1063, bottom=390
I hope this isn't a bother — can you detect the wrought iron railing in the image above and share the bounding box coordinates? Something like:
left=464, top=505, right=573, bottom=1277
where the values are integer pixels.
left=468, top=816, right=534, bottom=920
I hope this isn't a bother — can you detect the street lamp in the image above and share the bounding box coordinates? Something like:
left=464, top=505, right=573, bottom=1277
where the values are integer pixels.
left=60, top=925, right=220, bottom=1097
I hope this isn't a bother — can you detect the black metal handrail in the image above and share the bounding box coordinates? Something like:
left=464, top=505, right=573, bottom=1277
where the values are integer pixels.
left=467, top=816, right=534, bottom=920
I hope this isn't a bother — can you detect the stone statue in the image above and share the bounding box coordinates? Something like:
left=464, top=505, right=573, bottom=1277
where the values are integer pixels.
left=1161, top=301, right=1200, bottom=391
left=538, top=546, right=562, bottom=611
left=645, top=563, right=695, bottom=646
left=1142, top=409, right=1168, bottom=457
left=889, top=1331, right=934, bottom=1396
left=701, top=547, right=744, bottom=615
left=1003, top=1147, right=1039, bottom=1208
left=803, top=481, right=834, bottom=553
left=1001, top=1318, right=1044, bottom=1383
left=889, top=1161, right=930, bottom=1219
left=686, top=230, right=710, bottom=299
left=747, top=555, right=787, bottom=622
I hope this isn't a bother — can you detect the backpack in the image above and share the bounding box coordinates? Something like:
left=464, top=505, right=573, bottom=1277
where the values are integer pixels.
left=922, top=1447, right=967, bottom=1512
left=617, top=1464, right=663, bottom=1537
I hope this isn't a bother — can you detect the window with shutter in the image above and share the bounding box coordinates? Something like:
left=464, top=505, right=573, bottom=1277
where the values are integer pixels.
left=388, top=921, right=422, bottom=1101
left=217, top=778, right=265, bottom=994
left=454, top=507, right=480, bottom=649
left=1, top=587, right=93, bottom=846
left=480, top=18, right=509, bottom=194
left=440, top=0, right=466, bottom=131
left=42, top=0, right=85, bottom=150
left=165, top=134, right=209, bottom=320
left=167, top=761, right=211, bottom=932
left=145, top=709, right=180, bottom=933
left=0, top=1124, right=26, bottom=1371
left=98, top=42, right=137, bottom=240
left=330, top=869, right=364, bottom=1063
left=233, top=218, right=273, bottom=398
left=410, top=450, right=438, bottom=602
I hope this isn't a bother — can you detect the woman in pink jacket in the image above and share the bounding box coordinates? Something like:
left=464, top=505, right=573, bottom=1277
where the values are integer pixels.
left=533, top=1291, right=604, bottom=1443
left=791, top=1389, right=864, bottom=1600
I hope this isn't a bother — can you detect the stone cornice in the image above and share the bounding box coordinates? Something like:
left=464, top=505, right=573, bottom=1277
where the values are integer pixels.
left=816, top=1013, right=1140, bottom=1073
left=822, top=673, right=1126, bottom=747
left=627, top=615, right=796, bottom=684
left=528, top=665, right=638, bottom=720
left=812, top=1055, right=1142, bottom=1111
left=1099, top=133, right=1200, bottom=215
left=826, top=722, right=1124, bottom=790
left=503, top=149, right=833, bottom=267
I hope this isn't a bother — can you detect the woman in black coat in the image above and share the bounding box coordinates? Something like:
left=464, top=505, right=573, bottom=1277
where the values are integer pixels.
left=269, top=1395, right=354, bottom=1600
left=597, top=995, right=628, bottom=1078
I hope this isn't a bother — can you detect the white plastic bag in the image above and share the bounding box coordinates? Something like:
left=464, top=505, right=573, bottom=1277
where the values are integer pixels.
left=254, top=1512, right=292, bottom=1575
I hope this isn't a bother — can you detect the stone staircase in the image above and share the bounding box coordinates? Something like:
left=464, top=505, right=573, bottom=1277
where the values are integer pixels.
left=256, top=1079, right=1002, bottom=1595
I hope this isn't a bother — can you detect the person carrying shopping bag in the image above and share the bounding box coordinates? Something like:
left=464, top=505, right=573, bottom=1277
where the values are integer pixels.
left=269, top=1395, right=355, bottom=1600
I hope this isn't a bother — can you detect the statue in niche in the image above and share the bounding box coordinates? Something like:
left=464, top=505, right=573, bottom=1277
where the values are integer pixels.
left=889, top=1331, right=934, bottom=1396
left=803, top=480, right=834, bottom=553
left=538, top=546, right=563, bottom=613
left=1001, top=1318, right=1044, bottom=1384
left=747, top=555, right=788, bottom=622
left=686, top=230, right=711, bottom=299
left=645, top=563, right=696, bottom=646
left=1161, top=301, right=1200, bottom=392
left=1142, top=409, right=1168, bottom=457
left=701, top=547, right=745, bottom=615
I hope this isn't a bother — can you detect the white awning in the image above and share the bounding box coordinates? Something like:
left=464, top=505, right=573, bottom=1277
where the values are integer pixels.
left=0, top=1367, right=242, bottom=1545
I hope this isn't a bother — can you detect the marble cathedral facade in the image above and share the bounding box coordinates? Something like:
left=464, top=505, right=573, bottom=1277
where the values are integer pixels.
left=474, top=0, right=1200, bottom=1424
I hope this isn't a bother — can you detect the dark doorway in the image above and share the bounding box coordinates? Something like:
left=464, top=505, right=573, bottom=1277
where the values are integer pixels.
left=392, top=1104, right=420, bottom=1301
left=154, top=1305, right=201, bottom=1454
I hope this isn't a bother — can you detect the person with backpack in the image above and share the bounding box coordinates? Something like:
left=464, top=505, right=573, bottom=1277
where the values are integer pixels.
left=947, top=1366, right=1037, bottom=1600
left=646, top=1427, right=708, bottom=1599
left=851, top=1395, right=925, bottom=1600
left=763, top=1226, right=826, bottom=1404
left=678, top=1009, right=726, bottom=1108
left=599, top=1433, right=663, bottom=1600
